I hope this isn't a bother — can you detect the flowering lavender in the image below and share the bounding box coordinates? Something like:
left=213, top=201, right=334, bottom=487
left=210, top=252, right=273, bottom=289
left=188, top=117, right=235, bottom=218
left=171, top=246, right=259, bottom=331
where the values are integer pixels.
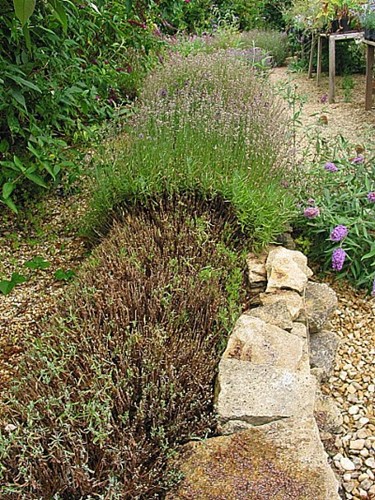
left=324, top=162, right=338, bottom=172
left=304, top=207, right=320, bottom=218
left=367, top=191, right=375, bottom=202
left=351, top=155, right=364, bottom=164
left=330, top=225, right=348, bottom=242
left=332, top=248, right=347, bottom=271
left=320, top=94, right=328, bottom=104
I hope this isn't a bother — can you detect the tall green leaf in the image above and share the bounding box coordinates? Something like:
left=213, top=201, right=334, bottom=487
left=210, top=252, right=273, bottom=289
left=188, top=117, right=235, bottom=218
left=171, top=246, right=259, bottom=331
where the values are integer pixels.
left=47, top=0, right=68, bottom=33
left=13, top=0, right=36, bottom=26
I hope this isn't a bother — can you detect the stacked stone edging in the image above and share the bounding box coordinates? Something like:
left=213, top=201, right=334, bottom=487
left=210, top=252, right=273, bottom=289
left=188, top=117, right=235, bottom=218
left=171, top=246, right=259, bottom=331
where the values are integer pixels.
left=168, top=246, right=342, bottom=499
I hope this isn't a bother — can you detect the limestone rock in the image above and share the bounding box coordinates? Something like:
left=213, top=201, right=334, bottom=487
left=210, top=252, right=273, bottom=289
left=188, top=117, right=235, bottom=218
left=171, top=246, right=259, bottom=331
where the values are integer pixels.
left=310, top=330, right=340, bottom=380
left=260, top=290, right=304, bottom=320
left=247, top=251, right=267, bottom=285
left=216, top=359, right=316, bottom=426
left=305, top=282, right=338, bottom=333
left=290, top=322, right=308, bottom=339
left=167, top=417, right=340, bottom=500
left=223, top=314, right=305, bottom=371
left=245, top=301, right=293, bottom=331
left=314, top=390, right=343, bottom=433
left=265, top=247, right=313, bottom=294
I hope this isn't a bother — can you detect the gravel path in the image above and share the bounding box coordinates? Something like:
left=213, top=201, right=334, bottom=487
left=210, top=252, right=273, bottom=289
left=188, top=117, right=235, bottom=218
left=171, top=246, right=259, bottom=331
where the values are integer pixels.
left=271, top=67, right=375, bottom=499
left=0, top=191, right=88, bottom=395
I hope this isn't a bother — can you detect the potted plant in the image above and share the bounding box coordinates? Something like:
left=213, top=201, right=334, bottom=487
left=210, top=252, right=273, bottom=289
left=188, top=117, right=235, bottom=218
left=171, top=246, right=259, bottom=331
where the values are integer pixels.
left=316, top=0, right=366, bottom=32
left=361, top=5, right=375, bottom=40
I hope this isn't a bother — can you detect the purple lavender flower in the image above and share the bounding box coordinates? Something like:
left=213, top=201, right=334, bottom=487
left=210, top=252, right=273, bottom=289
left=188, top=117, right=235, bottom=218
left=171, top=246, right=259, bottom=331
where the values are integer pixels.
left=307, top=198, right=315, bottom=206
left=367, top=191, right=375, bottom=202
left=332, top=248, right=347, bottom=271
left=324, top=162, right=338, bottom=172
left=320, top=94, right=328, bottom=104
left=351, top=155, right=364, bottom=164
left=304, top=207, right=320, bottom=218
left=330, top=225, right=348, bottom=242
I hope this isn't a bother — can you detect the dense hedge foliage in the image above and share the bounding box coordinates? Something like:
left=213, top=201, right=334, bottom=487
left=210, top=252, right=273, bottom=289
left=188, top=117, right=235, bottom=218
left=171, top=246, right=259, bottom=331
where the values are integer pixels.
left=0, top=0, right=166, bottom=212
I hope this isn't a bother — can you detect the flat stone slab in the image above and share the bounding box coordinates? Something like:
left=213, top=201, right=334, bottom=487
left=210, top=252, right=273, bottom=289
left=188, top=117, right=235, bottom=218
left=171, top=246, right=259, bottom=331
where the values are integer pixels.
left=223, top=314, right=305, bottom=372
left=167, top=417, right=340, bottom=499
left=216, top=359, right=316, bottom=426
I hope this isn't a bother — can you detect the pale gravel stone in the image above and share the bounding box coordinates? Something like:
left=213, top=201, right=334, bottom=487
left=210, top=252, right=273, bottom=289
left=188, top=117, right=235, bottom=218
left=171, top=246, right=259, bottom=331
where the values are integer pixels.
left=341, top=457, right=356, bottom=471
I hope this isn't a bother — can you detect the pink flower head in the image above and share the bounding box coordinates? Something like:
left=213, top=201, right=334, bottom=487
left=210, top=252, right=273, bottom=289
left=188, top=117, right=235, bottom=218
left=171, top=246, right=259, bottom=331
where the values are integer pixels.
left=330, top=225, right=348, bottom=242
left=307, top=198, right=315, bottom=206
left=351, top=155, right=364, bottom=164
left=367, top=192, right=375, bottom=202
left=324, top=162, right=338, bottom=172
left=304, top=207, right=320, bottom=219
left=332, top=248, right=347, bottom=271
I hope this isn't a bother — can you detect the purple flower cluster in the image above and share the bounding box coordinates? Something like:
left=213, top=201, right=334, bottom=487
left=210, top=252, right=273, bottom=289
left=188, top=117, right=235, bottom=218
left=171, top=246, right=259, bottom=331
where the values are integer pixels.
left=372, top=278, right=375, bottom=297
left=367, top=191, right=375, bottom=202
left=330, top=225, right=348, bottom=242
left=324, top=162, right=338, bottom=172
left=304, top=207, right=320, bottom=219
left=351, top=155, right=364, bottom=164
left=332, top=248, right=347, bottom=271
left=320, top=94, right=328, bottom=104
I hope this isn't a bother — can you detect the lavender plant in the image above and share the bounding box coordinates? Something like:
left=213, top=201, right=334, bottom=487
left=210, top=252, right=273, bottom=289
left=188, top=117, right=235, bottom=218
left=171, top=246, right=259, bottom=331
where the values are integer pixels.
left=88, top=51, right=296, bottom=248
left=295, top=151, right=375, bottom=293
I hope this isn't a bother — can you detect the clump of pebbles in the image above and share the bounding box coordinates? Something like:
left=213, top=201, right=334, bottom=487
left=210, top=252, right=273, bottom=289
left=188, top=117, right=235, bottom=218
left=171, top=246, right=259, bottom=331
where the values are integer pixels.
left=322, top=280, right=375, bottom=499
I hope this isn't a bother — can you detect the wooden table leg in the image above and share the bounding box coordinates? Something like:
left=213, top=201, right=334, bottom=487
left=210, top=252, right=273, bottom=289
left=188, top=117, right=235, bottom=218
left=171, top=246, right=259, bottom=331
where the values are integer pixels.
left=365, top=44, right=374, bottom=110
left=317, top=35, right=322, bottom=85
left=329, top=35, right=335, bottom=103
left=308, top=35, right=315, bottom=78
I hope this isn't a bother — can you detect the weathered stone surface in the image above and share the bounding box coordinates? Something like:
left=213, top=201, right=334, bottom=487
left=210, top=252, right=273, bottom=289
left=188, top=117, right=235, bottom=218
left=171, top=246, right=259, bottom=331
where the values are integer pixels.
left=260, top=290, right=304, bottom=320
left=216, top=359, right=316, bottom=426
left=314, top=389, right=343, bottom=434
left=310, top=330, right=340, bottom=380
left=222, top=315, right=305, bottom=371
left=290, top=322, right=308, bottom=339
left=167, top=417, right=340, bottom=500
left=305, top=282, right=338, bottom=333
left=246, top=302, right=293, bottom=331
left=265, top=247, right=313, bottom=294
left=247, top=251, right=267, bottom=285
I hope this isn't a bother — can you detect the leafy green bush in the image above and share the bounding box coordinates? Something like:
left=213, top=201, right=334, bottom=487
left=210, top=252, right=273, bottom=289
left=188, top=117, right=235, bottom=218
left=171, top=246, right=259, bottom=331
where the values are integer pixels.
left=0, top=196, right=249, bottom=497
left=240, top=30, right=289, bottom=66
left=86, top=51, right=296, bottom=248
left=294, top=150, right=375, bottom=293
left=0, top=0, right=162, bottom=212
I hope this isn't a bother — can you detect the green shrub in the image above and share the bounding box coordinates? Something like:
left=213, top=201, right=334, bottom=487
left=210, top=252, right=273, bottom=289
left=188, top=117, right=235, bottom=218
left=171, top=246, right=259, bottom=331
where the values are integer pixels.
left=86, top=52, right=296, bottom=248
left=293, top=147, right=375, bottom=293
left=0, top=0, right=162, bottom=212
left=240, top=30, right=289, bottom=66
left=171, top=29, right=289, bottom=66
left=0, top=196, right=249, bottom=497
